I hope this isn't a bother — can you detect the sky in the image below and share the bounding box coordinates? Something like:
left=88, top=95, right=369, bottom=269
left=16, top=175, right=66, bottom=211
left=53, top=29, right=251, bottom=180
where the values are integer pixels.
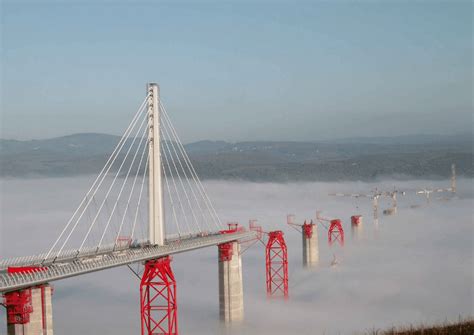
left=0, top=0, right=472, bottom=142
left=0, top=177, right=472, bottom=334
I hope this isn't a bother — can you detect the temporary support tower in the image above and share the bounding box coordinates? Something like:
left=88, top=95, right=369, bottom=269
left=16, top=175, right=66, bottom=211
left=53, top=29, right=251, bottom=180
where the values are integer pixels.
left=140, top=257, right=178, bottom=335
left=265, top=231, right=289, bottom=298
left=328, top=219, right=344, bottom=246
left=316, top=211, right=345, bottom=246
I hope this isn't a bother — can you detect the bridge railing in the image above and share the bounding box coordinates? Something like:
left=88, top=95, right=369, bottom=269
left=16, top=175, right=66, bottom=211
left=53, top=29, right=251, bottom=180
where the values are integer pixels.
left=0, top=239, right=149, bottom=271
left=1, top=230, right=222, bottom=271
left=0, top=230, right=256, bottom=293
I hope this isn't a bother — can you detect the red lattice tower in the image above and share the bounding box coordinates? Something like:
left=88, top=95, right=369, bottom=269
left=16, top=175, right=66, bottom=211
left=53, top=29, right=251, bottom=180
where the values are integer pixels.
left=266, top=231, right=289, bottom=298
left=328, top=219, right=344, bottom=246
left=140, top=256, right=178, bottom=335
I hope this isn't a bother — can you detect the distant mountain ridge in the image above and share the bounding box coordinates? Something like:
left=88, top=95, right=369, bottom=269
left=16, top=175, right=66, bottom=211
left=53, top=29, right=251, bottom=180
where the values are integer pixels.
left=0, top=133, right=472, bottom=180
left=0, top=133, right=120, bottom=156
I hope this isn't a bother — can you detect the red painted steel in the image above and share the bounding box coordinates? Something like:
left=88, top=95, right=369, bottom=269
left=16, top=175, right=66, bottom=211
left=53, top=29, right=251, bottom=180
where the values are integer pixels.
left=7, top=266, right=48, bottom=274
left=218, top=243, right=234, bottom=261
left=220, top=222, right=244, bottom=235
left=4, top=289, right=33, bottom=324
left=265, top=231, right=289, bottom=298
left=328, top=219, right=344, bottom=246
left=302, top=220, right=315, bottom=239
left=140, top=257, right=178, bottom=335
left=351, top=215, right=362, bottom=225
left=218, top=223, right=241, bottom=261
left=227, top=222, right=239, bottom=231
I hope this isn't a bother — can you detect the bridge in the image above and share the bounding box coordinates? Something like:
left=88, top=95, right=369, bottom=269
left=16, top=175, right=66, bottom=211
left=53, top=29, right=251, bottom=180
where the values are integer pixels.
left=0, top=83, right=256, bottom=335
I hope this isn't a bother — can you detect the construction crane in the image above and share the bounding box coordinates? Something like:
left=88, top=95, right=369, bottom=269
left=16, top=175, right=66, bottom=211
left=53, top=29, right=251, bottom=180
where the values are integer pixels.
left=329, top=186, right=408, bottom=222
left=315, top=211, right=344, bottom=267
left=381, top=189, right=406, bottom=215
left=415, top=163, right=457, bottom=203
left=415, top=188, right=440, bottom=203
left=329, top=189, right=383, bottom=225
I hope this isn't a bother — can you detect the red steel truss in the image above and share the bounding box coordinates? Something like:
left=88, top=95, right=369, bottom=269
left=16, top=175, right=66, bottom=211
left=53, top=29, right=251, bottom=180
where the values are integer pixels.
left=265, top=231, right=289, bottom=298
left=140, top=256, right=178, bottom=335
left=328, top=219, right=344, bottom=246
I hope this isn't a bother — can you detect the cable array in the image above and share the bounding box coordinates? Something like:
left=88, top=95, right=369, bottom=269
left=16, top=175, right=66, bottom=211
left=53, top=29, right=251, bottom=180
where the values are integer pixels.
left=42, top=94, right=224, bottom=263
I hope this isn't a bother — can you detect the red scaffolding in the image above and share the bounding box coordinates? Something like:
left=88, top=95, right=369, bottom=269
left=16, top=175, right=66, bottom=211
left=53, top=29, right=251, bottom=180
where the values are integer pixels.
left=328, top=219, right=344, bottom=246
left=302, top=221, right=315, bottom=239
left=140, top=256, right=178, bottom=335
left=265, top=231, right=289, bottom=298
left=4, top=289, right=33, bottom=324
left=4, top=266, right=51, bottom=327
left=351, top=215, right=362, bottom=226
left=218, top=243, right=234, bottom=261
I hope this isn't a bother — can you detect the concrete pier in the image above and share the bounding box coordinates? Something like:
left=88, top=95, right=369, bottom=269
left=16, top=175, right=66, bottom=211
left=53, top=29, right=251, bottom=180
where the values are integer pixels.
left=351, top=215, right=363, bottom=240
left=218, top=241, right=244, bottom=323
left=7, top=285, right=53, bottom=335
left=302, top=224, right=319, bottom=268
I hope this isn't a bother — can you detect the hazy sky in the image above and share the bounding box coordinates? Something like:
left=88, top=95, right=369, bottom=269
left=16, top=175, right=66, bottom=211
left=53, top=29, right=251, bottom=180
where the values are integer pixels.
left=1, top=1, right=472, bottom=142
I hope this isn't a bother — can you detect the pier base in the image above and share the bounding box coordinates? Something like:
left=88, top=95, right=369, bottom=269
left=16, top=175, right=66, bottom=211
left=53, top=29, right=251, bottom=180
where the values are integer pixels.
left=5, top=285, right=53, bottom=335
left=218, top=241, right=244, bottom=323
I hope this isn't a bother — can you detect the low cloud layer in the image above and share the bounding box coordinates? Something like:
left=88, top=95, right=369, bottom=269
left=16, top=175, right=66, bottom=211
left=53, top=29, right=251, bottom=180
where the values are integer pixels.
left=1, top=177, right=472, bottom=334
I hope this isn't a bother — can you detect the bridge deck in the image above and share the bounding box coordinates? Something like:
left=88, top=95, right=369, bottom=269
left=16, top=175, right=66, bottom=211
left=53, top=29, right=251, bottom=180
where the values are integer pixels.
left=0, top=231, right=255, bottom=293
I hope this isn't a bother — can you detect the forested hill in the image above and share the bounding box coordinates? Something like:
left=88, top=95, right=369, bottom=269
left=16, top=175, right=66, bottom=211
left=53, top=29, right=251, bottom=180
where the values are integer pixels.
left=0, top=133, right=472, bottom=181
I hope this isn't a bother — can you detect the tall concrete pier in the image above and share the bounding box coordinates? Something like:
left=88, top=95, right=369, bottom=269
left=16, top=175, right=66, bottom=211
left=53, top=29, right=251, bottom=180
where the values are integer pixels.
left=218, top=241, right=244, bottom=323
left=302, top=222, right=319, bottom=268
left=7, top=285, right=53, bottom=335
left=351, top=215, right=363, bottom=240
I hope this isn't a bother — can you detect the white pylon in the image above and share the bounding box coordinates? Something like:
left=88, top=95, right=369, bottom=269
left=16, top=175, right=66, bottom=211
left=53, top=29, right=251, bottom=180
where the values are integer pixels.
left=147, top=83, right=165, bottom=246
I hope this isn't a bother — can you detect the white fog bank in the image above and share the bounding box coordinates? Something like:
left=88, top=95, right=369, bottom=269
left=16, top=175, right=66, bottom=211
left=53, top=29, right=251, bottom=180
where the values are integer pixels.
left=1, top=177, right=472, bottom=334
